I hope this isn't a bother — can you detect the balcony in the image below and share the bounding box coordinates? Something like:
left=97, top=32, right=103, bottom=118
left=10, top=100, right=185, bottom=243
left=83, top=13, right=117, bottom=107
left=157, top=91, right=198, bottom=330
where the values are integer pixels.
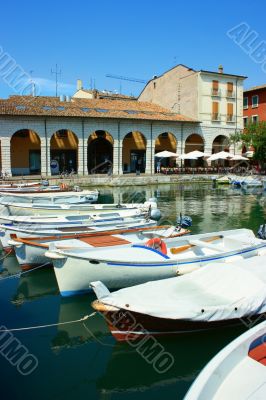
left=226, top=114, right=236, bottom=123
left=211, top=89, right=221, bottom=97
left=212, top=113, right=221, bottom=121
left=226, top=90, right=235, bottom=98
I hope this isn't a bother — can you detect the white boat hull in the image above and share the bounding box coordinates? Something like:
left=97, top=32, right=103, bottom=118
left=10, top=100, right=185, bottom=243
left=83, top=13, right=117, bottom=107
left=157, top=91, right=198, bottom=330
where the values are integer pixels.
left=48, top=229, right=266, bottom=296
left=185, top=321, right=266, bottom=399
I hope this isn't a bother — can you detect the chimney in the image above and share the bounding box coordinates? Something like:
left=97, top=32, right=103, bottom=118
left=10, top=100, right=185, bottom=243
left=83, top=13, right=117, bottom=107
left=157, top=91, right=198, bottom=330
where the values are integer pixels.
left=92, top=89, right=99, bottom=99
left=77, top=79, right=83, bottom=91
left=218, top=65, right=224, bottom=74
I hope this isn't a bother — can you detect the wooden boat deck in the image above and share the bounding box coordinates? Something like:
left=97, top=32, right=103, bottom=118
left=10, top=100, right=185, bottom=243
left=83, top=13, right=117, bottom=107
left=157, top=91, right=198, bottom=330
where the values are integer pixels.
left=79, top=235, right=131, bottom=247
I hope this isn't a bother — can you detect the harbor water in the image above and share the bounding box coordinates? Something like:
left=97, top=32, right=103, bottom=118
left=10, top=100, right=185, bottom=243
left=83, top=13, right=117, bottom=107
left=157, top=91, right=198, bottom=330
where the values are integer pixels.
left=0, top=183, right=265, bottom=400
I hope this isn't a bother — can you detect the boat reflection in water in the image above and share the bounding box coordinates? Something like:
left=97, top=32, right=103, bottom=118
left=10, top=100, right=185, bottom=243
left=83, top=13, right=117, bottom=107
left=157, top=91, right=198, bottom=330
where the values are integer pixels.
left=96, top=325, right=246, bottom=399
left=51, top=294, right=109, bottom=352
left=11, top=266, right=58, bottom=306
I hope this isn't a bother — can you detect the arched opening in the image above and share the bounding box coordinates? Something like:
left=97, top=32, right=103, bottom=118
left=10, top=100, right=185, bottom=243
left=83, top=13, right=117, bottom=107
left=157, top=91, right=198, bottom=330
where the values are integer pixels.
left=212, top=135, right=230, bottom=166
left=11, top=129, right=41, bottom=175
left=155, top=132, right=177, bottom=168
left=87, top=130, right=113, bottom=174
left=184, top=134, right=204, bottom=167
left=122, top=131, right=146, bottom=173
left=212, top=135, right=229, bottom=153
left=50, top=130, right=78, bottom=175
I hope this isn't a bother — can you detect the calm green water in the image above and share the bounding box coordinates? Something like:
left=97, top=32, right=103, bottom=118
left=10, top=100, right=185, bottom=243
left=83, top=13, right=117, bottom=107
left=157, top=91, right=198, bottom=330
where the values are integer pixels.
left=0, top=183, right=265, bottom=400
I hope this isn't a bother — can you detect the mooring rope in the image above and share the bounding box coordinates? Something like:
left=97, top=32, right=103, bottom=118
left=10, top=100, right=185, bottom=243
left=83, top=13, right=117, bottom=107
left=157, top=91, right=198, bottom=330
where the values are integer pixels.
left=0, top=249, right=13, bottom=261
left=0, top=312, right=96, bottom=332
left=0, top=261, right=50, bottom=281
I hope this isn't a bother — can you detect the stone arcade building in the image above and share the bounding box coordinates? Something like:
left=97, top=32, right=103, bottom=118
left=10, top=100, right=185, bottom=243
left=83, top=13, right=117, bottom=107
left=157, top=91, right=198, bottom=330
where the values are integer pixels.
left=0, top=64, right=246, bottom=176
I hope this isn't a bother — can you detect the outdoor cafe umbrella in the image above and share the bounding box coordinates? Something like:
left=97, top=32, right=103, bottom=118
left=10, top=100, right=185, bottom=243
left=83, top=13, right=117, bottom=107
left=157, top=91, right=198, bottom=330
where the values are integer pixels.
left=178, top=150, right=211, bottom=160
left=230, top=155, right=249, bottom=161
left=155, top=150, right=179, bottom=158
left=207, top=151, right=235, bottom=161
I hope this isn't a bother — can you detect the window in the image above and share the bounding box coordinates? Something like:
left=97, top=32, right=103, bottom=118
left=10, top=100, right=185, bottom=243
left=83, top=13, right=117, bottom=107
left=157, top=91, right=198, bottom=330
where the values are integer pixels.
left=252, top=95, right=259, bottom=108
left=212, top=80, right=220, bottom=96
left=243, top=116, right=248, bottom=127
left=43, top=106, right=51, bottom=111
left=16, top=105, right=26, bottom=110
left=81, top=107, right=90, bottom=112
left=124, top=110, right=139, bottom=114
left=227, top=82, right=234, bottom=97
left=252, top=115, right=259, bottom=124
left=227, top=103, right=234, bottom=122
left=212, top=101, right=220, bottom=120
left=243, top=97, right=248, bottom=109
left=153, top=81, right=156, bottom=89
left=56, top=106, right=65, bottom=111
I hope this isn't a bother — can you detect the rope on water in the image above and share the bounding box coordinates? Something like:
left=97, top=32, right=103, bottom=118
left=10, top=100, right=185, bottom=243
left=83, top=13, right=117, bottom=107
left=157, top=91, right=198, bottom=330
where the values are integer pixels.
left=0, top=249, right=13, bottom=261
left=82, top=320, right=114, bottom=347
left=0, top=312, right=96, bottom=332
left=0, top=261, right=50, bottom=281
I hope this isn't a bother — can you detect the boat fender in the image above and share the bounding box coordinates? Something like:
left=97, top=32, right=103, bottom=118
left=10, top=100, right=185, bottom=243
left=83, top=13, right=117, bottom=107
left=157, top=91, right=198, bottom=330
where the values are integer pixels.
left=145, top=237, right=167, bottom=255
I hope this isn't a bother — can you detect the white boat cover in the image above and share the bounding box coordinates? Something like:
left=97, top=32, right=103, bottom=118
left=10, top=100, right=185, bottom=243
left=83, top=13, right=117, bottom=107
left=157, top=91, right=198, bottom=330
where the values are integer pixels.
left=93, top=256, right=266, bottom=322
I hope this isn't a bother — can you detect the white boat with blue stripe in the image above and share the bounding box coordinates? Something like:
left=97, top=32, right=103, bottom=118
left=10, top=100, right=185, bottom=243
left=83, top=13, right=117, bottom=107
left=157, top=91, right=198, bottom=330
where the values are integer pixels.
left=45, top=228, right=266, bottom=297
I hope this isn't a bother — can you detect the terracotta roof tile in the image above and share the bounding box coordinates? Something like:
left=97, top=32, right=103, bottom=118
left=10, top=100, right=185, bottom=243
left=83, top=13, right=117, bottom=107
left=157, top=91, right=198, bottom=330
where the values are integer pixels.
left=0, top=95, right=197, bottom=122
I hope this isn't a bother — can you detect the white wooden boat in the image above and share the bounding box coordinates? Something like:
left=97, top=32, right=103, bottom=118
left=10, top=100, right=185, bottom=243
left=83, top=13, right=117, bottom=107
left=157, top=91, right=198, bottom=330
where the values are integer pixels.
left=46, top=228, right=266, bottom=296
left=184, top=320, right=266, bottom=399
left=240, top=177, right=263, bottom=187
left=0, top=217, right=157, bottom=250
left=9, top=225, right=189, bottom=270
left=0, top=189, right=99, bottom=205
left=91, top=255, right=266, bottom=341
left=0, top=198, right=158, bottom=217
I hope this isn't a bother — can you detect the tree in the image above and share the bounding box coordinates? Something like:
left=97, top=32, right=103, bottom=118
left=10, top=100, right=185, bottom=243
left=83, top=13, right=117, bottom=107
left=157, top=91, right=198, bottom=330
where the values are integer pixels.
left=242, top=122, right=266, bottom=167
left=230, top=122, right=266, bottom=167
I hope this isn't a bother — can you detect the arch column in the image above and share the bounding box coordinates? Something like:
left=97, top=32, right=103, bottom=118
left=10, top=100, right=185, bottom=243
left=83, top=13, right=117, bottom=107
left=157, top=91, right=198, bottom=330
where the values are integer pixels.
left=1, top=138, right=11, bottom=176
left=145, top=139, right=155, bottom=174
left=78, top=138, right=86, bottom=175
left=113, top=139, right=123, bottom=175
left=41, top=137, right=50, bottom=176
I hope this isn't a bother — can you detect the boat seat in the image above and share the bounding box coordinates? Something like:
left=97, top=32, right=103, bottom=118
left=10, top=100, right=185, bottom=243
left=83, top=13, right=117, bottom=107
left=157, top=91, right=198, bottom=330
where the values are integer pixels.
left=188, top=239, right=224, bottom=252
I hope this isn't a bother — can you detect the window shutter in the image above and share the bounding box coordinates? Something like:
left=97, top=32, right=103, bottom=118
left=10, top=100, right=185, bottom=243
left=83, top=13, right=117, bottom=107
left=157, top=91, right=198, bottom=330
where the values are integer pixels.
left=227, top=82, right=233, bottom=92
left=212, top=102, right=219, bottom=113
left=212, top=80, right=219, bottom=89
left=227, top=103, right=233, bottom=115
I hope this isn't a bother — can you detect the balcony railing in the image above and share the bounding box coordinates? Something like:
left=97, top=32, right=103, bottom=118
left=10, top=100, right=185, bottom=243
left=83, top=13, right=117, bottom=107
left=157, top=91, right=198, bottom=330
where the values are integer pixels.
left=212, top=113, right=221, bottom=121
left=226, top=114, right=236, bottom=123
left=211, top=89, right=221, bottom=97
left=226, top=90, right=235, bottom=98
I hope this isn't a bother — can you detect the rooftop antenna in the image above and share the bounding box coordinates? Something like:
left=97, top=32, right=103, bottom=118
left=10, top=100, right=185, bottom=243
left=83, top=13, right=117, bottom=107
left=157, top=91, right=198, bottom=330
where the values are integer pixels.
left=51, top=64, right=61, bottom=97
left=29, top=70, right=35, bottom=96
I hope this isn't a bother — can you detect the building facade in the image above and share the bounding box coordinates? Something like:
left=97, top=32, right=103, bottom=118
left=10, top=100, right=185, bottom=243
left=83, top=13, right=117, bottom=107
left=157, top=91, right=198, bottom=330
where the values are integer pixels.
left=139, top=64, right=246, bottom=155
left=243, top=84, right=266, bottom=127
left=0, top=64, right=246, bottom=177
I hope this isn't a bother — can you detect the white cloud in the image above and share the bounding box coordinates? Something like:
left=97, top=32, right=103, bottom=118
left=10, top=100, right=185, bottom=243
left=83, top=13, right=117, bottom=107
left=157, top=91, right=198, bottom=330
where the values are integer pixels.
left=32, top=77, right=76, bottom=95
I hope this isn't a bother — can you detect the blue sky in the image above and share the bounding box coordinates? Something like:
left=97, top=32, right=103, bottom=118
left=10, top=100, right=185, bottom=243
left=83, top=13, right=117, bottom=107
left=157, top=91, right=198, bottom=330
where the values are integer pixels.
left=0, top=0, right=265, bottom=98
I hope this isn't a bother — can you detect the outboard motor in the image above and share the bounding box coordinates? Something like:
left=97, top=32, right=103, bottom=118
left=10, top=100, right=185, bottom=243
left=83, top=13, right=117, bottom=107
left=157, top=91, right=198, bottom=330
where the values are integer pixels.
left=258, top=224, right=266, bottom=240
left=177, top=214, right=193, bottom=228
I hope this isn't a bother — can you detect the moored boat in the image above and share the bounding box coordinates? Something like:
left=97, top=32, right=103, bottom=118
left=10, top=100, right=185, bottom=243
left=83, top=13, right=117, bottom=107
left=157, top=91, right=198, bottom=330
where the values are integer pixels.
left=0, top=198, right=157, bottom=217
left=184, top=320, right=266, bottom=399
left=91, top=255, right=266, bottom=341
left=0, top=216, right=157, bottom=250
left=47, top=228, right=266, bottom=296
left=10, top=225, right=189, bottom=270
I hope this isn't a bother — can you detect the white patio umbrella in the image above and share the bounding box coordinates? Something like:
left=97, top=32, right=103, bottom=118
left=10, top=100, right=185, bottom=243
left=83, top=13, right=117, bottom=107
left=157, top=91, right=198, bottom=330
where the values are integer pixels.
left=178, top=154, right=199, bottom=160
left=230, top=155, right=249, bottom=161
left=207, top=151, right=235, bottom=161
left=182, top=150, right=211, bottom=158
left=155, top=150, right=179, bottom=158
